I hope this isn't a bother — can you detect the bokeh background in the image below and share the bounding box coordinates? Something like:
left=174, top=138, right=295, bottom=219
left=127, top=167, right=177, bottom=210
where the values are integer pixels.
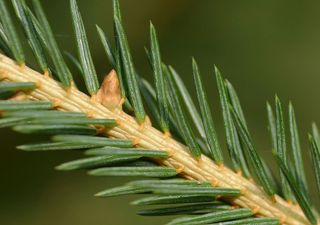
left=1, top=0, right=320, bottom=224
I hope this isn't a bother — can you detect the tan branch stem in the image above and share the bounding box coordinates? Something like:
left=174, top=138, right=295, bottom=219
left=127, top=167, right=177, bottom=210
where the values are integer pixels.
left=0, top=53, right=316, bottom=225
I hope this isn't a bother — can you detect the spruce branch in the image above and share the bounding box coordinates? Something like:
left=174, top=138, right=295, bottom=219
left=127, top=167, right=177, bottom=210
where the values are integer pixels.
left=0, top=53, right=314, bottom=225
left=0, top=0, right=319, bottom=224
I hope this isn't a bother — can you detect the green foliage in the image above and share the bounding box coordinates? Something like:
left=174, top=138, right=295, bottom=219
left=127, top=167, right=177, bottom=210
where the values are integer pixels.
left=166, top=66, right=202, bottom=158
left=137, top=203, right=230, bottom=216
left=12, top=0, right=48, bottom=72
left=114, top=13, right=145, bottom=123
left=3, top=110, right=86, bottom=118
left=0, top=0, right=319, bottom=224
left=64, top=51, right=83, bottom=75
left=0, top=22, right=13, bottom=57
left=53, top=134, right=133, bottom=147
left=215, top=67, right=250, bottom=174
left=32, top=0, right=73, bottom=86
left=0, top=100, right=53, bottom=110
left=18, top=142, right=99, bottom=151
left=210, top=218, right=279, bottom=225
left=57, top=155, right=139, bottom=171
left=85, top=147, right=168, bottom=158
left=309, top=133, right=320, bottom=195
left=140, top=78, right=183, bottom=141
left=192, top=59, right=223, bottom=163
left=0, top=0, right=24, bottom=64
left=89, top=166, right=177, bottom=178
left=149, top=22, right=169, bottom=132
left=274, top=96, right=293, bottom=200
left=288, top=103, right=308, bottom=196
left=168, top=66, right=206, bottom=141
left=70, top=0, right=99, bottom=95
left=0, top=117, right=30, bottom=128
left=231, top=106, right=276, bottom=196
left=96, top=25, right=116, bottom=67
left=96, top=2, right=133, bottom=112
left=273, top=154, right=317, bottom=224
left=13, top=124, right=97, bottom=135
left=29, top=117, right=115, bottom=126
left=267, top=102, right=277, bottom=153
left=0, top=82, right=35, bottom=92
left=225, top=80, right=251, bottom=178
left=95, top=185, right=147, bottom=197
left=131, top=195, right=217, bottom=206
left=167, top=208, right=253, bottom=225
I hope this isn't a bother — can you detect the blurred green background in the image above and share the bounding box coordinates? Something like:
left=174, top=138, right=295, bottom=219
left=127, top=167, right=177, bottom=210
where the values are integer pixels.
left=1, top=0, right=320, bottom=224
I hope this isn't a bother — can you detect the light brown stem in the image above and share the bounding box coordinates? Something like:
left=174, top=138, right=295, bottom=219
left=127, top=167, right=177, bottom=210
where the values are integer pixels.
left=0, top=53, right=316, bottom=225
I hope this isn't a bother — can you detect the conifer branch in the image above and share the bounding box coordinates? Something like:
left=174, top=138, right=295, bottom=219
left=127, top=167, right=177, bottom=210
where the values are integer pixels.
left=0, top=0, right=319, bottom=224
left=0, top=53, right=314, bottom=225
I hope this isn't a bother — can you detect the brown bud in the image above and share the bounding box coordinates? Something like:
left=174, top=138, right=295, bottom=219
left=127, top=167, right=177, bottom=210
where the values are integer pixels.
left=96, top=70, right=122, bottom=110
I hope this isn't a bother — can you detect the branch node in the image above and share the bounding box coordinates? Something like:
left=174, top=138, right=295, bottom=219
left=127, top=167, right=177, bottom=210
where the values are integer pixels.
left=236, top=170, right=242, bottom=176
left=133, top=137, right=141, bottom=146
left=86, top=110, right=95, bottom=118
left=287, top=199, right=293, bottom=206
left=18, top=63, right=26, bottom=71
left=90, top=93, right=98, bottom=103
left=197, top=154, right=205, bottom=164
left=280, top=215, right=287, bottom=224
left=138, top=117, right=152, bottom=131
left=35, top=79, right=42, bottom=89
left=43, top=69, right=50, bottom=78
left=271, top=195, right=277, bottom=203
left=175, top=164, right=185, bottom=174
left=66, top=81, right=76, bottom=96
left=211, top=178, right=220, bottom=187
left=52, top=98, right=62, bottom=108
left=252, top=205, right=261, bottom=214
left=163, top=130, right=171, bottom=138
left=0, top=70, right=8, bottom=80
left=166, top=148, right=175, bottom=157
left=218, top=163, right=225, bottom=171
left=96, top=125, right=107, bottom=134
left=115, top=118, right=122, bottom=126
left=119, top=97, right=125, bottom=106
left=240, top=187, right=248, bottom=195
